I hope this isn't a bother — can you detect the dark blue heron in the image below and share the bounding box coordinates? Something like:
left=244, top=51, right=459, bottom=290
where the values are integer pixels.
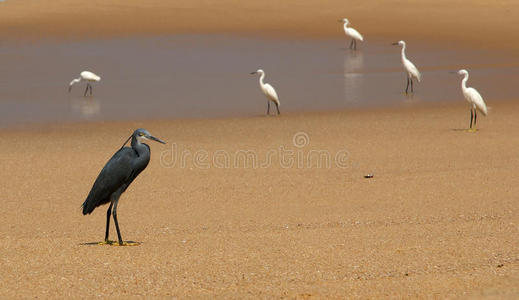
left=82, top=128, right=166, bottom=246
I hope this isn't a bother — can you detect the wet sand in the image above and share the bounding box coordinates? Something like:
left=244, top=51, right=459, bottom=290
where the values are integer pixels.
left=1, top=100, right=519, bottom=298
left=1, top=0, right=518, bottom=50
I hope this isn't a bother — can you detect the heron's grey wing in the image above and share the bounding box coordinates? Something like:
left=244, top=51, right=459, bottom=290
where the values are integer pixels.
left=82, top=147, right=136, bottom=214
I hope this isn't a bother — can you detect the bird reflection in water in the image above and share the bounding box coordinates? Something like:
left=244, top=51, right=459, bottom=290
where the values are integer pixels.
left=343, top=50, right=364, bottom=104
left=69, top=96, right=101, bottom=118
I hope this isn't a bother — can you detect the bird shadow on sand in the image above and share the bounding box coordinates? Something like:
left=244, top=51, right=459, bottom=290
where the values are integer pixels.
left=79, top=240, right=142, bottom=247
left=451, top=128, right=479, bottom=132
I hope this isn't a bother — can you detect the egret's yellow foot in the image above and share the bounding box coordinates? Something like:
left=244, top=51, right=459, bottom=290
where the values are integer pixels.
left=466, top=128, right=478, bottom=133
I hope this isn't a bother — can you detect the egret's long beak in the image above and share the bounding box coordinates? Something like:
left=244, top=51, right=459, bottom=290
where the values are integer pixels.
left=391, top=42, right=399, bottom=45
left=338, top=19, right=343, bottom=23
left=448, top=71, right=457, bottom=74
left=148, top=135, right=166, bottom=144
left=250, top=71, right=257, bottom=75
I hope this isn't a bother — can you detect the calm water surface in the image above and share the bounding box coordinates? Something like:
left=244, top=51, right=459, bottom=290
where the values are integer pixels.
left=0, top=35, right=517, bottom=127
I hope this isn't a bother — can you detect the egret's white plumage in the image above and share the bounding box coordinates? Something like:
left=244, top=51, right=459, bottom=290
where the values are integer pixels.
left=69, top=71, right=101, bottom=96
left=457, top=69, right=487, bottom=129
left=393, top=40, right=421, bottom=93
left=340, top=18, right=363, bottom=50
left=250, top=69, right=280, bottom=115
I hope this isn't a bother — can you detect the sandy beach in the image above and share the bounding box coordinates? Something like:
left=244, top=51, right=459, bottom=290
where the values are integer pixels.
left=0, top=0, right=518, bottom=50
left=1, top=100, right=519, bottom=298
left=1, top=0, right=519, bottom=298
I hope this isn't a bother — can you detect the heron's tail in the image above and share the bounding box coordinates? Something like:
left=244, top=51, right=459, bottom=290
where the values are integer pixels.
left=81, top=197, right=96, bottom=215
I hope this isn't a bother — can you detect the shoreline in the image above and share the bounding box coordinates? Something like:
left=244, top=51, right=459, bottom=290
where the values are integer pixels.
left=2, top=98, right=508, bottom=132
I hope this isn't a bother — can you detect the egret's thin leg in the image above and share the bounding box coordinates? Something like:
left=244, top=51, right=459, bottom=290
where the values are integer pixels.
left=84, top=84, right=89, bottom=96
left=405, top=77, right=410, bottom=94
left=275, top=102, right=280, bottom=115
left=349, top=39, right=354, bottom=49
left=105, top=202, right=113, bottom=242
left=112, top=197, right=123, bottom=245
left=474, top=109, right=477, bottom=127
left=470, top=108, right=474, bottom=129
left=267, top=101, right=270, bottom=115
left=410, top=78, right=414, bottom=93
left=89, top=84, right=93, bottom=96
left=353, top=40, right=357, bottom=50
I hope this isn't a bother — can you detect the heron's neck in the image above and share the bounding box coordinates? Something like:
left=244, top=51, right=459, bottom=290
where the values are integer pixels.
left=400, top=44, right=407, bottom=62
left=258, top=72, right=265, bottom=87
left=131, top=138, right=151, bottom=158
left=461, top=73, right=469, bottom=91
left=343, top=23, right=349, bottom=30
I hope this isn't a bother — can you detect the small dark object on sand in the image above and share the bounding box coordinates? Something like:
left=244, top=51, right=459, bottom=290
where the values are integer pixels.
left=364, top=174, right=374, bottom=179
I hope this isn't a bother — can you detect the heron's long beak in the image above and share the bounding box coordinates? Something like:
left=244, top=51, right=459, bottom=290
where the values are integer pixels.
left=250, top=71, right=257, bottom=75
left=337, top=19, right=343, bottom=23
left=148, top=135, right=166, bottom=144
left=391, top=42, right=399, bottom=45
left=448, top=71, right=457, bottom=74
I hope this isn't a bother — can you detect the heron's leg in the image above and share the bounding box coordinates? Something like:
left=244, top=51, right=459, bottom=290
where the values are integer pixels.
left=112, top=197, right=123, bottom=245
left=267, top=100, right=270, bottom=115
left=405, top=77, right=410, bottom=94
left=349, top=39, right=354, bottom=49
left=275, top=102, right=280, bottom=115
left=105, top=202, right=113, bottom=242
left=353, top=40, right=357, bottom=50
left=470, top=107, right=474, bottom=129
left=474, top=109, right=477, bottom=127
left=410, top=78, right=414, bottom=92
left=89, top=84, right=93, bottom=96
left=84, top=84, right=89, bottom=96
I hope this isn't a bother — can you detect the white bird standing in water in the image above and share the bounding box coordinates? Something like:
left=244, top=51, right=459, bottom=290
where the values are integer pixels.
left=69, top=71, right=101, bottom=96
left=455, top=69, right=488, bottom=130
left=339, top=18, right=364, bottom=50
left=250, top=69, right=280, bottom=115
left=392, top=40, right=421, bottom=94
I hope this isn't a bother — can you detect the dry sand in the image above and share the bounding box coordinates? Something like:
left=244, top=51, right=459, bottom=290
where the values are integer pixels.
left=1, top=0, right=518, bottom=50
left=1, top=100, right=519, bottom=298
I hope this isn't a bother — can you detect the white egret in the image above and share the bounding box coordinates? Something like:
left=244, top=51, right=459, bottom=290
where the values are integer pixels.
left=455, top=69, right=488, bottom=130
left=392, top=40, right=421, bottom=94
left=250, top=69, right=280, bottom=115
left=339, top=18, right=364, bottom=50
left=69, top=71, right=101, bottom=96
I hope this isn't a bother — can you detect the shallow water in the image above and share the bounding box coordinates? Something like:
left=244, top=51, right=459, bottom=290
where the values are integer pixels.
left=0, top=35, right=517, bottom=127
